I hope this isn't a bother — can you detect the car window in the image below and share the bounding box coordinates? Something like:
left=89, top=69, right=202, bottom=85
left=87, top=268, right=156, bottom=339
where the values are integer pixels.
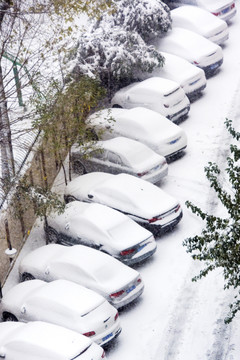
left=107, top=151, right=123, bottom=165
left=90, top=149, right=105, bottom=160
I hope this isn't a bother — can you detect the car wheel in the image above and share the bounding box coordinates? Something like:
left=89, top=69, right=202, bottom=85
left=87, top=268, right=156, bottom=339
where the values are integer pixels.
left=21, top=272, right=35, bottom=282
left=112, top=104, right=122, bottom=108
left=73, top=160, right=86, bottom=175
left=3, top=312, right=18, bottom=322
left=46, top=227, right=59, bottom=244
left=64, top=195, right=76, bottom=203
left=86, top=128, right=99, bottom=141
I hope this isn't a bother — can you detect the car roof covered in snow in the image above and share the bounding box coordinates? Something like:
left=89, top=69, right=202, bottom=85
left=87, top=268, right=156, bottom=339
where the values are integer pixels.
left=3, top=279, right=105, bottom=317
left=171, top=5, right=227, bottom=32
left=48, top=201, right=152, bottom=250
left=20, top=244, right=139, bottom=293
left=0, top=321, right=92, bottom=359
left=157, top=27, right=221, bottom=58
left=112, top=77, right=180, bottom=97
left=66, top=172, right=178, bottom=219
left=88, top=107, right=182, bottom=144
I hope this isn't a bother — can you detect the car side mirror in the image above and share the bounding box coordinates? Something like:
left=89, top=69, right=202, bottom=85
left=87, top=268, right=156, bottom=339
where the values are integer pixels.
left=88, top=194, right=93, bottom=199
left=45, top=266, right=50, bottom=275
left=21, top=305, right=26, bottom=314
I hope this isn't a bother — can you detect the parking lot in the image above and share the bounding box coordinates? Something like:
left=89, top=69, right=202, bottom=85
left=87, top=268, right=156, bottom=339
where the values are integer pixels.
left=2, top=3, right=240, bottom=359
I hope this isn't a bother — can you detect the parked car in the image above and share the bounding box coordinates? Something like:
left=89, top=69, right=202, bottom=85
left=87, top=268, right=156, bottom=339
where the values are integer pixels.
left=19, top=244, right=144, bottom=309
left=165, top=0, right=236, bottom=22
left=155, top=27, right=223, bottom=77
left=111, top=77, right=190, bottom=123
left=43, top=201, right=157, bottom=265
left=86, top=107, right=187, bottom=160
left=0, top=321, right=106, bottom=360
left=64, top=172, right=183, bottom=235
left=135, top=51, right=206, bottom=100
left=72, top=137, right=168, bottom=183
left=0, top=279, right=121, bottom=346
left=171, top=6, right=229, bottom=45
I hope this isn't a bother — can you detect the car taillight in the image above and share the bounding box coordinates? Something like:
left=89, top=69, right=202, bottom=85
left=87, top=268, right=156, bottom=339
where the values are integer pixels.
left=83, top=331, right=95, bottom=337
left=137, top=170, right=149, bottom=177
left=101, top=350, right=106, bottom=358
left=231, top=3, right=235, bottom=9
left=120, top=248, right=135, bottom=256
left=137, top=278, right=142, bottom=283
left=114, top=312, right=119, bottom=321
left=110, top=290, right=125, bottom=298
left=193, top=61, right=199, bottom=65
left=175, top=204, right=181, bottom=212
left=148, top=216, right=161, bottom=223
left=164, top=104, right=169, bottom=108
left=212, top=11, right=221, bottom=16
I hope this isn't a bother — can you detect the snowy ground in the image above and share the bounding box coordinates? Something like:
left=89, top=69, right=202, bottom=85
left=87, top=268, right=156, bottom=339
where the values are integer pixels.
left=2, top=4, right=240, bottom=360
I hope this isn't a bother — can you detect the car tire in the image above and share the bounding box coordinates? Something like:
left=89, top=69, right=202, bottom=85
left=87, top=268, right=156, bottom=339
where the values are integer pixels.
left=112, top=104, right=122, bottom=108
left=64, top=195, right=76, bottom=203
left=46, top=227, right=59, bottom=244
left=21, top=272, right=35, bottom=282
left=86, top=128, right=99, bottom=141
left=2, top=312, right=18, bottom=322
left=73, top=160, right=86, bottom=175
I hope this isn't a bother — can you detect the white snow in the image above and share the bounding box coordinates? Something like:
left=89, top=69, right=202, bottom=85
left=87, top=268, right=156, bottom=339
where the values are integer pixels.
left=88, top=107, right=187, bottom=157
left=2, top=2, right=240, bottom=359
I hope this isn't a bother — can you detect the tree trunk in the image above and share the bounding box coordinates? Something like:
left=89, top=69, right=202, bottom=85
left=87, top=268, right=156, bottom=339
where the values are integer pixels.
left=0, top=1, right=16, bottom=191
left=0, top=62, right=15, bottom=190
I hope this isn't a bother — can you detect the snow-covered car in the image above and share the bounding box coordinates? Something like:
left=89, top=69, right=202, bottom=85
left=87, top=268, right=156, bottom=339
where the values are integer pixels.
left=165, top=0, right=236, bottom=22
left=44, top=201, right=157, bottom=265
left=0, top=279, right=121, bottom=347
left=171, top=6, right=229, bottom=45
left=87, top=107, right=187, bottom=160
left=18, top=244, right=144, bottom=309
left=155, top=27, right=223, bottom=77
left=135, top=51, right=206, bottom=100
left=0, top=321, right=106, bottom=360
left=64, top=172, right=183, bottom=235
left=72, top=137, right=168, bottom=183
left=111, top=77, right=190, bottom=123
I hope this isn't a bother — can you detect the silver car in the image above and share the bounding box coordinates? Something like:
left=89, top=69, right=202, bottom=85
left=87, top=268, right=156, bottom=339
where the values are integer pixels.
left=72, top=137, right=168, bottom=183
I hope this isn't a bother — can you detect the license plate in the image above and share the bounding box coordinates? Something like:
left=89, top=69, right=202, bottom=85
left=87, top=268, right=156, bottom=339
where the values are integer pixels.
left=169, top=137, right=180, bottom=145
left=222, top=7, right=229, bottom=14
left=102, top=333, right=113, bottom=342
left=137, top=243, right=148, bottom=252
left=210, top=63, right=218, bottom=70
left=126, top=285, right=136, bottom=294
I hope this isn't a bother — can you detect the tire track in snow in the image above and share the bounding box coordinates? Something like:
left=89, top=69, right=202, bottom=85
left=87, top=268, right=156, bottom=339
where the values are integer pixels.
left=154, top=76, right=240, bottom=360
left=205, top=77, right=240, bottom=360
